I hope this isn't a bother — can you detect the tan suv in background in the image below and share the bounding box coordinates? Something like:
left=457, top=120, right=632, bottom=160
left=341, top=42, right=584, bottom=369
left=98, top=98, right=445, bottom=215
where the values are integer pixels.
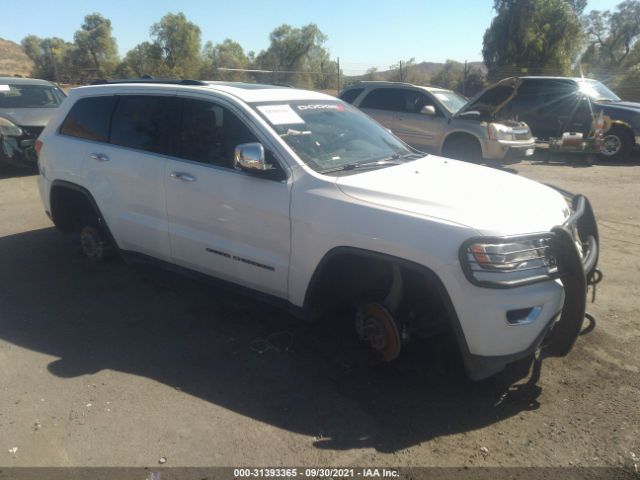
left=340, top=80, right=535, bottom=162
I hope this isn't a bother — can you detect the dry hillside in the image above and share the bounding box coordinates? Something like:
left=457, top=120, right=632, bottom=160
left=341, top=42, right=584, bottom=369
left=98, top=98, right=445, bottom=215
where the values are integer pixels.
left=345, top=60, right=486, bottom=83
left=0, top=38, right=33, bottom=77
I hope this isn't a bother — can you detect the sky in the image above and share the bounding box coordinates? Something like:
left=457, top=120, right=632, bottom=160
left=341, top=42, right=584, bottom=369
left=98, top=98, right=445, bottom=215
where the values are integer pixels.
left=0, top=0, right=620, bottom=75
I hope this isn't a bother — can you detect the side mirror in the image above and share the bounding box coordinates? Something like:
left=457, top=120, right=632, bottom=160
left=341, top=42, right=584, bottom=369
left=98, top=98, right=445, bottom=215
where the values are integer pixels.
left=421, top=105, right=436, bottom=116
left=234, top=143, right=273, bottom=172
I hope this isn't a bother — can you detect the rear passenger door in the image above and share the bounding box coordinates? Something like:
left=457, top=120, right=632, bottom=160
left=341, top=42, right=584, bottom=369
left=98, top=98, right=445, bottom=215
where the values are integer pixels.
left=74, top=92, right=173, bottom=261
left=163, top=95, right=291, bottom=298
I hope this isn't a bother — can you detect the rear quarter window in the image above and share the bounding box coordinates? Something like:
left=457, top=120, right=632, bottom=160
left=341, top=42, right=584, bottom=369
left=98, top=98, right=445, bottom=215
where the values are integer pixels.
left=109, top=96, right=171, bottom=154
left=59, top=96, right=117, bottom=142
left=339, top=88, right=364, bottom=104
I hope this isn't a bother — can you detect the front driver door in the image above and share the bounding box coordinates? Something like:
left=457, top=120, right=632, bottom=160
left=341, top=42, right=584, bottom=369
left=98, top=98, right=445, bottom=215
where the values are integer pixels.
left=164, top=95, right=291, bottom=298
left=394, top=90, right=447, bottom=151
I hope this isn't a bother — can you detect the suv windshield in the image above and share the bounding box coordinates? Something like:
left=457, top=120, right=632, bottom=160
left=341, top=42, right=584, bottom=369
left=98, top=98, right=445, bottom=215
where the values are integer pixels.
left=577, top=80, right=620, bottom=102
left=0, top=83, right=65, bottom=108
left=252, top=100, right=415, bottom=173
left=432, top=90, right=468, bottom=113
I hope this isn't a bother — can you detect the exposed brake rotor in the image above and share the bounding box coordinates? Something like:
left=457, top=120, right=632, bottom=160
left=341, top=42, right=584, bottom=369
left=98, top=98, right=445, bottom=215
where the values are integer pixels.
left=355, top=302, right=401, bottom=362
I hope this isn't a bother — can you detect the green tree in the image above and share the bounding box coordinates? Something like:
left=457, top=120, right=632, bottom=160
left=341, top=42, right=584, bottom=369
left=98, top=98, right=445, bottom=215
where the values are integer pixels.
left=117, top=41, right=162, bottom=78
left=565, top=0, right=587, bottom=14
left=201, top=39, right=249, bottom=81
left=483, top=0, right=584, bottom=80
left=149, top=12, right=202, bottom=77
left=73, top=13, right=119, bottom=77
left=21, top=35, right=73, bottom=82
left=582, top=1, right=640, bottom=70
left=430, top=60, right=464, bottom=89
left=459, top=67, right=487, bottom=97
left=429, top=60, right=487, bottom=96
left=254, top=23, right=332, bottom=87
left=305, top=45, right=339, bottom=89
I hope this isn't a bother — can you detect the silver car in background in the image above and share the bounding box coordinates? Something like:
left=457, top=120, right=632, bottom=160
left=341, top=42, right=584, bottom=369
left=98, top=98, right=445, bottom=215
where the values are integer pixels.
left=339, top=80, right=535, bottom=162
left=0, top=77, right=66, bottom=167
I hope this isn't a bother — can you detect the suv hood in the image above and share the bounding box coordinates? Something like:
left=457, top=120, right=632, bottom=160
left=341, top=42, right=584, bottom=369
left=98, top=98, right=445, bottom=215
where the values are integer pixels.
left=456, top=77, right=522, bottom=119
left=595, top=100, right=640, bottom=114
left=335, top=156, right=568, bottom=236
left=0, top=108, right=56, bottom=127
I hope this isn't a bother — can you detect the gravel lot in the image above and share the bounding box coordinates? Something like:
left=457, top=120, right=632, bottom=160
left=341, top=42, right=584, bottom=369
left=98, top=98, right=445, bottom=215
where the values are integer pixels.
left=0, top=154, right=638, bottom=471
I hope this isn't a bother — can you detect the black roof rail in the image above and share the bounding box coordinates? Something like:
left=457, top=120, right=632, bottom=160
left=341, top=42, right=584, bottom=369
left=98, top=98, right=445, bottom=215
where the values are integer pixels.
left=90, top=78, right=207, bottom=86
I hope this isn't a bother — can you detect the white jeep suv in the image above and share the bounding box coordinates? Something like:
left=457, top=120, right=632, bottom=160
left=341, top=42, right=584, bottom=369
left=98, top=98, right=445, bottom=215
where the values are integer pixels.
left=37, top=79, right=601, bottom=380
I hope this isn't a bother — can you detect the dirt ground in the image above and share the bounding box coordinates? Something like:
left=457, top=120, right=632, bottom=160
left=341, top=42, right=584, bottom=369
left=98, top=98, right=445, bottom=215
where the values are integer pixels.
left=0, top=154, right=638, bottom=472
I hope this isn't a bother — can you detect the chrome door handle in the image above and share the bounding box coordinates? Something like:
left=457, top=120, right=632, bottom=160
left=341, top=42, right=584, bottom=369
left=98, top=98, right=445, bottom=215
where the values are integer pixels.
left=170, top=172, right=196, bottom=182
left=89, top=153, right=109, bottom=162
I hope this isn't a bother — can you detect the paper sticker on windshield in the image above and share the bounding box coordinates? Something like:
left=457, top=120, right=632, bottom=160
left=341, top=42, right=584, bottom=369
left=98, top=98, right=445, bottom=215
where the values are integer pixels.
left=0, top=85, right=10, bottom=92
left=434, top=93, right=448, bottom=101
left=257, top=104, right=305, bottom=125
left=296, top=103, right=345, bottom=112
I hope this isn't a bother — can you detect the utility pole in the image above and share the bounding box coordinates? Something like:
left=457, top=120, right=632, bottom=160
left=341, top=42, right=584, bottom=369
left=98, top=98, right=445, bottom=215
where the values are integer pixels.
left=463, top=60, right=468, bottom=96
left=337, top=57, right=340, bottom=95
left=399, top=60, right=403, bottom=82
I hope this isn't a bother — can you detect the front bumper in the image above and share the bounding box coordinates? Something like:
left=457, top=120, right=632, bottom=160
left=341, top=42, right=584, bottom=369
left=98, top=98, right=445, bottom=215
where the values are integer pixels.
left=458, top=194, right=600, bottom=380
left=484, top=139, right=536, bottom=161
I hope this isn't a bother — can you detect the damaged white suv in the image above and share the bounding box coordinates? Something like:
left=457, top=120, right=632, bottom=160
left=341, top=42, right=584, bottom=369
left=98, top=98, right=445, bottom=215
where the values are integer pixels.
left=37, top=79, right=601, bottom=380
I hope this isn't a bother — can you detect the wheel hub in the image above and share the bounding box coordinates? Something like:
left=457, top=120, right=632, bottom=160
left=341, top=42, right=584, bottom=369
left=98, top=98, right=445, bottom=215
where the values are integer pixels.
left=602, top=134, right=621, bottom=156
left=80, top=226, right=105, bottom=261
left=355, top=303, right=401, bottom=361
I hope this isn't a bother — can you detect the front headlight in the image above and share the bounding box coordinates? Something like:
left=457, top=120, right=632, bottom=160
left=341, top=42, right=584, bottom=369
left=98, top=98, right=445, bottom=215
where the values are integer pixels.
left=487, top=123, right=515, bottom=141
left=460, top=235, right=557, bottom=288
left=0, top=117, right=23, bottom=137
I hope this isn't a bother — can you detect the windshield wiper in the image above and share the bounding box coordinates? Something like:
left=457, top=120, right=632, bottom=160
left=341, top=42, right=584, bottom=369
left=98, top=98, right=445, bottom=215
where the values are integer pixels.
left=319, top=153, right=421, bottom=174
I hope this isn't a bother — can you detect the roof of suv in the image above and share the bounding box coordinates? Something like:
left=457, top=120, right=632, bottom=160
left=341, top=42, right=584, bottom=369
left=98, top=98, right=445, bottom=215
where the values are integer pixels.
left=342, top=80, right=452, bottom=93
left=519, top=76, right=598, bottom=82
left=72, top=80, right=335, bottom=103
left=0, top=77, right=58, bottom=86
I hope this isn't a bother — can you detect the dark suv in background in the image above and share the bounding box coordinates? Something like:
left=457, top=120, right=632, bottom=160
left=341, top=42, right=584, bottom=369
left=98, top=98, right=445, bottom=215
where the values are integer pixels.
left=498, top=76, right=640, bottom=160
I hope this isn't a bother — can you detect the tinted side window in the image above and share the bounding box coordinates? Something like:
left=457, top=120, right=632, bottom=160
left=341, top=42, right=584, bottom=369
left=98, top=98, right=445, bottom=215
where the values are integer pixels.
left=175, top=98, right=258, bottom=168
left=540, top=80, right=577, bottom=102
left=512, top=81, right=542, bottom=103
left=360, top=88, right=405, bottom=111
left=402, top=91, right=439, bottom=114
left=59, top=96, right=117, bottom=142
left=339, top=88, right=364, bottom=104
left=110, top=96, right=170, bottom=154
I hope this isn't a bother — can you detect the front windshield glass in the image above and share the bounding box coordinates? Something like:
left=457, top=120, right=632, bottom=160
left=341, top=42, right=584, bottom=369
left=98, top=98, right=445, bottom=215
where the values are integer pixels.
left=252, top=100, right=415, bottom=173
left=432, top=90, right=468, bottom=113
left=0, top=84, right=66, bottom=108
left=577, top=80, right=620, bottom=102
